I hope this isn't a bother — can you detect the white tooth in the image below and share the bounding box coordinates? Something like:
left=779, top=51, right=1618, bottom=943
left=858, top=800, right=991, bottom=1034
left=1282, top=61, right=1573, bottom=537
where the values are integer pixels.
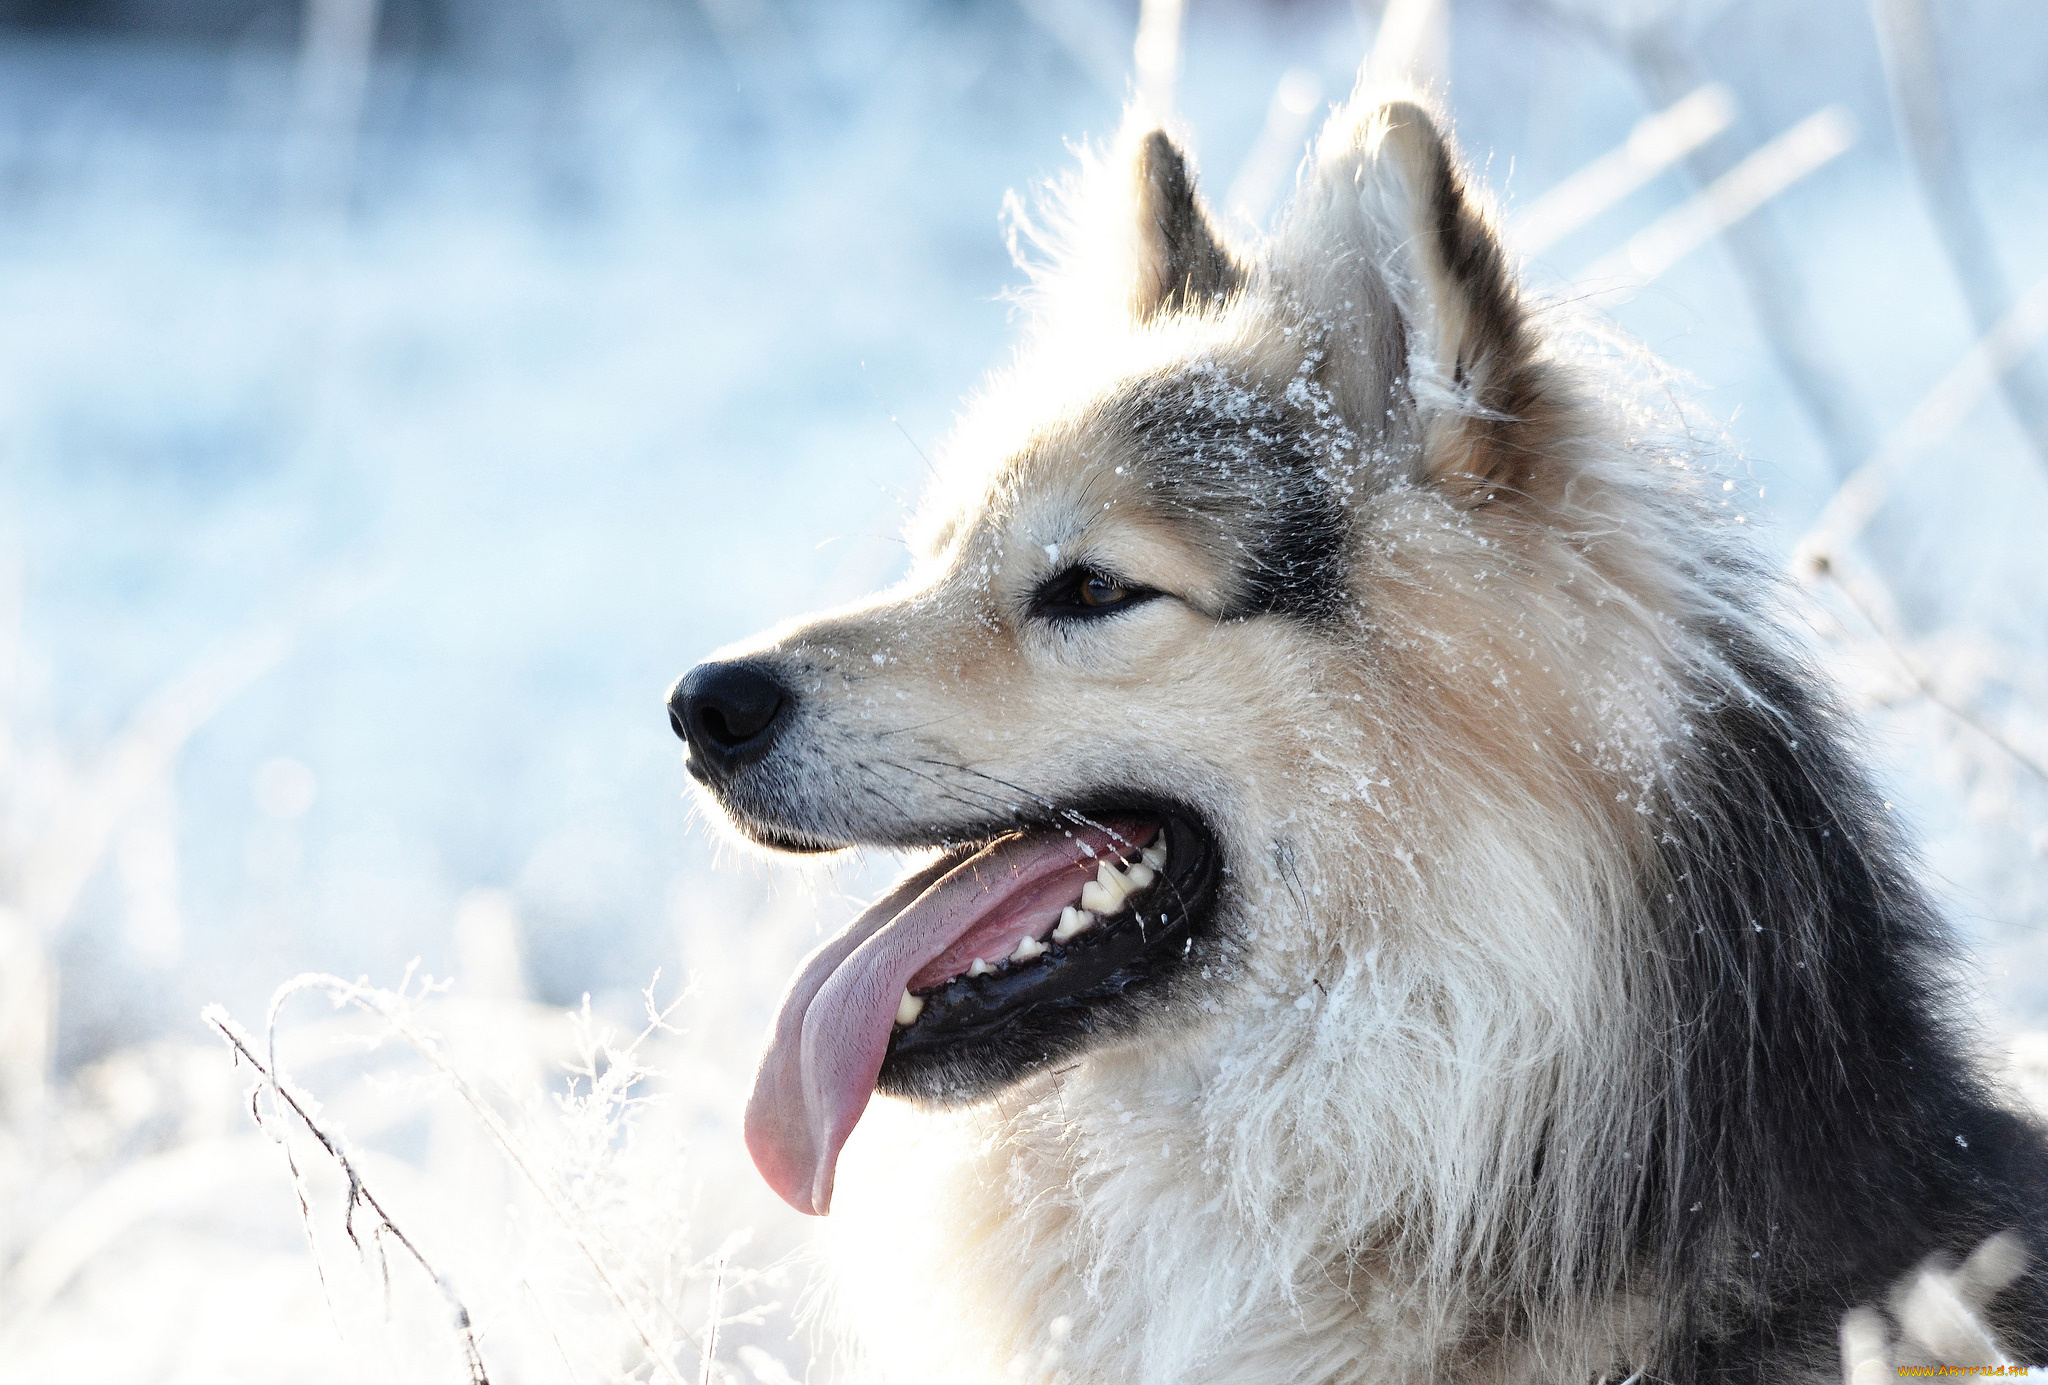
left=968, top=958, right=993, bottom=977
left=1079, top=881, right=1123, bottom=915
left=1124, top=862, right=1155, bottom=889
left=1053, top=906, right=1096, bottom=942
left=1141, top=844, right=1167, bottom=870
left=895, top=991, right=925, bottom=1026
left=1010, top=935, right=1047, bottom=963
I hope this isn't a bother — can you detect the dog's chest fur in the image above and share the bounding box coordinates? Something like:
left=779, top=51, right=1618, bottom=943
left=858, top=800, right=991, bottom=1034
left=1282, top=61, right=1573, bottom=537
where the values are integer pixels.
left=834, top=1045, right=1688, bottom=1385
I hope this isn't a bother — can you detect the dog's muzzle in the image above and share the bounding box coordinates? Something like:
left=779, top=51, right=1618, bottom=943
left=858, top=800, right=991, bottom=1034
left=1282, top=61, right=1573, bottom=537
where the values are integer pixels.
left=668, top=658, right=793, bottom=784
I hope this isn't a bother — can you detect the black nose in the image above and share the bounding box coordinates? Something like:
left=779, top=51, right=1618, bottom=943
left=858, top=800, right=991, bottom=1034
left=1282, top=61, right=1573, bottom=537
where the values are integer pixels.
left=668, top=660, right=792, bottom=781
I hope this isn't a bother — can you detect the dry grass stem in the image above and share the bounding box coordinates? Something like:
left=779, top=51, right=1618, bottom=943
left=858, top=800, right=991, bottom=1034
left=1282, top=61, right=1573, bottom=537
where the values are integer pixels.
left=202, top=1004, right=492, bottom=1385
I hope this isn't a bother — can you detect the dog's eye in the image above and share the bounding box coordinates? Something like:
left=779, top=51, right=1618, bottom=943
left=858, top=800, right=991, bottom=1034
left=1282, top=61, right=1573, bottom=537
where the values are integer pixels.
left=1079, top=575, right=1128, bottom=608
left=1033, top=566, right=1157, bottom=621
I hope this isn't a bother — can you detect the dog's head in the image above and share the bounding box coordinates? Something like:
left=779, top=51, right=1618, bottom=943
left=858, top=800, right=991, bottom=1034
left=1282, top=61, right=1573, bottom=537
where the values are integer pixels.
left=673, top=96, right=1687, bottom=1217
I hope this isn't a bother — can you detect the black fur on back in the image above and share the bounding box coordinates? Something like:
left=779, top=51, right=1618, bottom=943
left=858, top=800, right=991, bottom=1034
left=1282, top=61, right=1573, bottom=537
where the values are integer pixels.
left=1620, top=609, right=2048, bottom=1380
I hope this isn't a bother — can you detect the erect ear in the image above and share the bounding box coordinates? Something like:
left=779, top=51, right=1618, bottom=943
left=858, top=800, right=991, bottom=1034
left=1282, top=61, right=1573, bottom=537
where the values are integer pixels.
left=1128, top=130, right=1244, bottom=322
left=1320, top=99, right=1566, bottom=507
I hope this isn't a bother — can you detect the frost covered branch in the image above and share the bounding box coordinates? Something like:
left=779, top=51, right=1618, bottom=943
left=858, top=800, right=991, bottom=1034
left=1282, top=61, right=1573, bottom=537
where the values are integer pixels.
left=1521, top=0, right=1877, bottom=478
left=209, top=971, right=730, bottom=1385
left=203, top=1002, right=491, bottom=1385
left=1867, top=0, right=2048, bottom=474
left=1808, top=552, right=2048, bottom=790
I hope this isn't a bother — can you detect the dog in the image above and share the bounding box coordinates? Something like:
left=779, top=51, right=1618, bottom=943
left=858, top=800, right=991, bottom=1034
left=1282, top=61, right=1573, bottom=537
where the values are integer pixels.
left=667, top=86, right=2048, bottom=1383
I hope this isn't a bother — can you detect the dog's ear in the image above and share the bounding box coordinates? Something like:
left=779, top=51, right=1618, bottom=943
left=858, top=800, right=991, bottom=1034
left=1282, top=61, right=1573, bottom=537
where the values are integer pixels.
left=1127, top=130, right=1244, bottom=322
left=1311, top=99, right=1566, bottom=507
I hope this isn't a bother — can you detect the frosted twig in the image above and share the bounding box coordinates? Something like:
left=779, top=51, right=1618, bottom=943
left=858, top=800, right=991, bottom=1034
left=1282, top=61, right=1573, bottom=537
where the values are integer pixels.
left=1511, top=83, right=1735, bottom=256
left=1576, top=106, right=1857, bottom=288
left=1795, top=273, right=2048, bottom=570
left=699, top=1253, right=726, bottom=1385
left=1868, top=0, right=2048, bottom=473
left=522, top=1276, right=587, bottom=1385
left=1524, top=2, right=1877, bottom=477
left=1223, top=68, right=1323, bottom=230
left=260, top=972, right=703, bottom=1385
left=1367, top=0, right=1447, bottom=90
left=202, top=1004, right=491, bottom=1385
left=1810, top=554, right=2048, bottom=789
left=1133, top=0, right=1185, bottom=124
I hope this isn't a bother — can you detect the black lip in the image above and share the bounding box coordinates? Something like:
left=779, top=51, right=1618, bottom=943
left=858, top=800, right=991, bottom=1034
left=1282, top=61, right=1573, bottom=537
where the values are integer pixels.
left=876, top=809, right=1224, bottom=1105
left=689, top=753, right=846, bottom=854
left=744, top=823, right=841, bottom=855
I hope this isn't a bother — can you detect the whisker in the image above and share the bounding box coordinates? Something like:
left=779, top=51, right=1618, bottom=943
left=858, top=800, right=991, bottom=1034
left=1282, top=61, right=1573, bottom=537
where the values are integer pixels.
left=875, top=712, right=967, bottom=739
left=916, top=760, right=1154, bottom=855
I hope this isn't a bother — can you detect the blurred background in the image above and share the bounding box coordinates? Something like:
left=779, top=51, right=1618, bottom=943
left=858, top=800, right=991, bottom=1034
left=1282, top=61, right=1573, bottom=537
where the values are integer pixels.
left=0, top=0, right=2044, bottom=1379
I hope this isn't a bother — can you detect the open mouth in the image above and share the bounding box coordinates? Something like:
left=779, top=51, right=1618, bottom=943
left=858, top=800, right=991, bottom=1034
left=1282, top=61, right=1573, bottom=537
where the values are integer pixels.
left=744, top=807, right=1221, bottom=1216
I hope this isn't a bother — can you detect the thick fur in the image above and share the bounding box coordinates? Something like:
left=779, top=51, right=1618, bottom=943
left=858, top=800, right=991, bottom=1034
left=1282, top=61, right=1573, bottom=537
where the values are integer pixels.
left=686, top=92, right=2048, bottom=1382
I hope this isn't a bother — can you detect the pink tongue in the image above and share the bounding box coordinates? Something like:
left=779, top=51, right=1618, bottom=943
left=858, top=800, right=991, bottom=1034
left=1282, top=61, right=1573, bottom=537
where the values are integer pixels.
left=743, top=822, right=1150, bottom=1215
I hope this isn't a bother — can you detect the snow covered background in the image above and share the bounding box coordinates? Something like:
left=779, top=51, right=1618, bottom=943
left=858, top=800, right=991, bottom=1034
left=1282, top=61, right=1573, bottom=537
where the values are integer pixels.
left=1, top=0, right=2044, bottom=1379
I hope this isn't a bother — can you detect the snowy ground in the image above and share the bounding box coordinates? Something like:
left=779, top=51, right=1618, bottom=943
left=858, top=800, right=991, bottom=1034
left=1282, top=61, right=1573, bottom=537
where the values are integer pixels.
left=2, top=1, right=2045, bottom=1379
